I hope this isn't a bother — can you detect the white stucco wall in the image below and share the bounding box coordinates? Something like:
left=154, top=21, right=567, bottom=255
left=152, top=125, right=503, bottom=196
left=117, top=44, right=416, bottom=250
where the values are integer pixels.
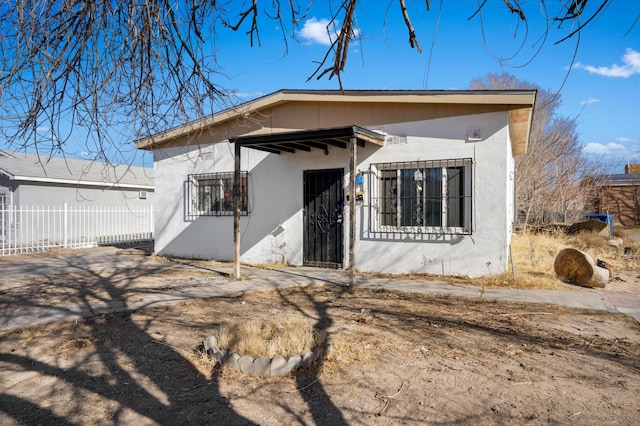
left=153, top=111, right=516, bottom=277
left=12, top=183, right=153, bottom=208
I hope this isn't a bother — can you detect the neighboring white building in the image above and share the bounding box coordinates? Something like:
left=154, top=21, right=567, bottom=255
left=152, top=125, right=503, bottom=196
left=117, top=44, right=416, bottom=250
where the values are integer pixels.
left=0, top=151, right=154, bottom=207
left=137, top=90, right=535, bottom=277
left=0, top=152, right=155, bottom=253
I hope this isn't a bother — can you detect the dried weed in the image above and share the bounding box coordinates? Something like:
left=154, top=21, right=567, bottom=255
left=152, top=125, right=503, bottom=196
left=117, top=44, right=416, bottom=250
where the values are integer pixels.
left=216, top=317, right=325, bottom=358
left=476, top=229, right=640, bottom=289
left=327, top=330, right=379, bottom=364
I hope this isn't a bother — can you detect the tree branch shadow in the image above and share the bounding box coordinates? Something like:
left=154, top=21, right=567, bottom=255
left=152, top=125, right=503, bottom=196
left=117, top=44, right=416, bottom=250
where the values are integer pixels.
left=0, top=251, right=255, bottom=425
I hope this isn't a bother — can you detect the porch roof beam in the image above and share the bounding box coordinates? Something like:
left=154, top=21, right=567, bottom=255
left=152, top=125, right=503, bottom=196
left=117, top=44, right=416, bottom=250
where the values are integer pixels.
left=246, top=145, right=283, bottom=155
left=280, top=142, right=312, bottom=152
left=304, top=141, right=329, bottom=151
left=228, top=125, right=385, bottom=155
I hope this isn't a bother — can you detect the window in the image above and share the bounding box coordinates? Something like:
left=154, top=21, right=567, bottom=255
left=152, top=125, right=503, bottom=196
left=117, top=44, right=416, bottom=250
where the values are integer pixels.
left=371, top=159, right=472, bottom=234
left=188, top=172, right=248, bottom=218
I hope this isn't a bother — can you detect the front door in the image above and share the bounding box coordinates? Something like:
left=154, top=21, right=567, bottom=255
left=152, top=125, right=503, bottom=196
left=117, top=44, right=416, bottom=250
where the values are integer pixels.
left=303, top=169, right=344, bottom=268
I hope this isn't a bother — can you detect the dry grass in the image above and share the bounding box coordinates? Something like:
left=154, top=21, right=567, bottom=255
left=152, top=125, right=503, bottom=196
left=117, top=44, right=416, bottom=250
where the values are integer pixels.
left=190, top=345, right=219, bottom=379
left=490, top=228, right=640, bottom=290
left=215, top=317, right=326, bottom=358
left=327, top=330, right=382, bottom=364
left=367, top=228, right=640, bottom=290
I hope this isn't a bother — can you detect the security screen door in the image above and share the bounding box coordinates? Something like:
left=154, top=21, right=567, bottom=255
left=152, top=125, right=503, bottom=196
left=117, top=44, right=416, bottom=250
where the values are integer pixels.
left=303, top=169, right=344, bottom=268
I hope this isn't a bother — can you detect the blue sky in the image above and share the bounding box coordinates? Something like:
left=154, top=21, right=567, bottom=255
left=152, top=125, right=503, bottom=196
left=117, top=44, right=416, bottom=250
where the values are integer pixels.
left=211, top=1, right=639, bottom=173
left=3, top=2, right=638, bottom=173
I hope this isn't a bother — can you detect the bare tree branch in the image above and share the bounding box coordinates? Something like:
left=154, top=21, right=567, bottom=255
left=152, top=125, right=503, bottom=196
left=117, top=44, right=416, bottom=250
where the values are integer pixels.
left=554, top=0, right=609, bottom=44
left=0, top=0, right=628, bottom=164
left=399, top=0, right=422, bottom=53
left=503, top=0, right=526, bottom=21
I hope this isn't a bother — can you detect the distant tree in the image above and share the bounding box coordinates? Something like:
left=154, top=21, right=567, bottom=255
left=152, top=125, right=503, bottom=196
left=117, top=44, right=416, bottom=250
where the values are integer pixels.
left=0, top=1, right=629, bottom=161
left=469, top=72, right=597, bottom=226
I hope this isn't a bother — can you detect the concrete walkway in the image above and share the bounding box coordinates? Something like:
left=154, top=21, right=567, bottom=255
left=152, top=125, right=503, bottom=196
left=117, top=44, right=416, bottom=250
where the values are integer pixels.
left=1, top=248, right=640, bottom=330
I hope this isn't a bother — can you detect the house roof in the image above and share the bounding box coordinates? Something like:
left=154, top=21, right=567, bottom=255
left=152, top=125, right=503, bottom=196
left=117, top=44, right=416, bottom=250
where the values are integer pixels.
left=136, top=89, right=536, bottom=155
left=0, top=151, right=154, bottom=190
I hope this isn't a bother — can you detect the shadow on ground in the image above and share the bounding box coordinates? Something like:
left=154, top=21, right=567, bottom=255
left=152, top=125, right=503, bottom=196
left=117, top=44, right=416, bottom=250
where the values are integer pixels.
left=1, top=248, right=640, bottom=424
left=0, top=250, right=258, bottom=424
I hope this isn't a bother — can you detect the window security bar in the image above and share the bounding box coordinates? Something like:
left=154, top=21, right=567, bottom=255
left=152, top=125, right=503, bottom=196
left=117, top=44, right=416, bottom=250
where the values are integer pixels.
left=369, top=159, right=472, bottom=235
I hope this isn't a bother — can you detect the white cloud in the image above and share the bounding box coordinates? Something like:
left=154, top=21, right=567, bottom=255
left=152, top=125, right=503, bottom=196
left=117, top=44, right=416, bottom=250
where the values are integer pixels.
left=297, top=17, right=359, bottom=46
left=582, top=142, right=626, bottom=155
left=580, top=97, right=600, bottom=105
left=298, top=18, right=338, bottom=46
left=616, top=137, right=640, bottom=143
left=580, top=48, right=640, bottom=78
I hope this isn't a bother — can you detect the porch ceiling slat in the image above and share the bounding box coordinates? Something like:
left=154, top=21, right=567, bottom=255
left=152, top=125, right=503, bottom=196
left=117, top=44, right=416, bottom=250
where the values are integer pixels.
left=248, top=145, right=283, bottom=155
left=281, top=142, right=312, bottom=152
left=229, top=125, right=385, bottom=155
left=324, top=139, right=347, bottom=149
left=305, top=141, right=329, bottom=151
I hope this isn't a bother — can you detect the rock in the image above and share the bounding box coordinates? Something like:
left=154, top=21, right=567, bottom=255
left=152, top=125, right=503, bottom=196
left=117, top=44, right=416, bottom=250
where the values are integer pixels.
left=299, top=351, right=314, bottom=367
left=237, top=354, right=254, bottom=373
left=286, top=354, right=302, bottom=371
left=212, top=349, right=226, bottom=362
left=203, top=335, right=218, bottom=352
left=269, top=356, right=294, bottom=376
left=238, top=355, right=271, bottom=376
left=248, top=356, right=270, bottom=376
left=222, top=352, right=240, bottom=369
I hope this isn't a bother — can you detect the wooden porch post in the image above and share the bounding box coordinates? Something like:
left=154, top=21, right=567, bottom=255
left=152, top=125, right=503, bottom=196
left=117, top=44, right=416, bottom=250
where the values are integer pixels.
left=233, top=142, right=241, bottom=280
left=349, top=137, right=357, bottom=291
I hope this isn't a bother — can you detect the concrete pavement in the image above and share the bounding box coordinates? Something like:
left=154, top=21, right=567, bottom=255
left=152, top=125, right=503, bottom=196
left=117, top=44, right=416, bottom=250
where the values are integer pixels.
left=1, top=248, right=639, bottom=330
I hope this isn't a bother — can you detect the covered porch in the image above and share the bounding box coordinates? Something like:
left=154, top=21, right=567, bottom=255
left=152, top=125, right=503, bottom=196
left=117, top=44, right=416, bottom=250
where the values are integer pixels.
left=229, top=125, right=386, bottom=289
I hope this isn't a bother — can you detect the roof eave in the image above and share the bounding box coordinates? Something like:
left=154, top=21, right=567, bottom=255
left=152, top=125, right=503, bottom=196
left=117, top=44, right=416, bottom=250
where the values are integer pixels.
left=136, top=90, right=537, bottom=151
left=9, top=175, right=154, bottom=190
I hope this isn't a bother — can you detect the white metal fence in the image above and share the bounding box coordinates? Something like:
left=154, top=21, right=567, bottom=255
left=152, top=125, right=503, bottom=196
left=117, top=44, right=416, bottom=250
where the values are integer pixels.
left=0, top=204, right=154, bottom=256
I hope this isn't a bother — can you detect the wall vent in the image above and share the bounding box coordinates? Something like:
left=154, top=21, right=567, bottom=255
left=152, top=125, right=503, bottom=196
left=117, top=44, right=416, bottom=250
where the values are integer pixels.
left=384, top=135, right=407, bottom=145
left=468, top=128, right=482, bottom=141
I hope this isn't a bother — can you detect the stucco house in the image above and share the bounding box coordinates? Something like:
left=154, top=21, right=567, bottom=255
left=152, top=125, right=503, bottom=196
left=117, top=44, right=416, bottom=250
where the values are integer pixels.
left=0, top=151, right=154, bottom=253
left=137, top=89, right=535, bottom=278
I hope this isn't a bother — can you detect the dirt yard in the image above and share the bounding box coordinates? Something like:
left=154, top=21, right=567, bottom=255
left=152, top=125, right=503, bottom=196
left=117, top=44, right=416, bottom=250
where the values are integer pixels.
left=1, top=253, right=639, bottom=425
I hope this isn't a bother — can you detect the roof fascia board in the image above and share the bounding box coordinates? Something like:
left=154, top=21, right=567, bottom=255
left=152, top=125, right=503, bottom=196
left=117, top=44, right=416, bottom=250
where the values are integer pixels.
left=137, top=91, right=289, bottom=149
left=0, top=169, right=15, bottom=179
left=596, top=180, right=640, bottom=186
left=9, top=175, right=154, bottom=190
left=137, top=90, right=536, bottom=150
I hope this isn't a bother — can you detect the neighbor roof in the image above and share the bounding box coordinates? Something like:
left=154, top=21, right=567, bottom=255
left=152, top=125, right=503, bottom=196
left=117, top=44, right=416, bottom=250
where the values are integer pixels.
left=592, top=173, right=640, bottom=186
left=136, top=89, right=537, bottom=155
left=0, top=151, right=154, bottom=190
